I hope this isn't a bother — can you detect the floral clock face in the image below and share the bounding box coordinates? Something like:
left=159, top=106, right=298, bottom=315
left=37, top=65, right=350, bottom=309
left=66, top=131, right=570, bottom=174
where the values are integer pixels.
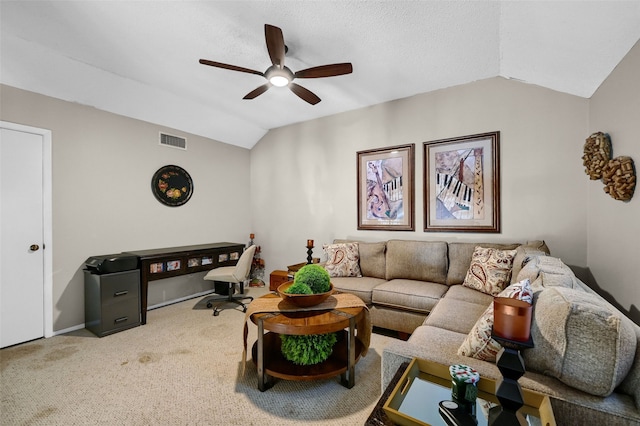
left=151, top=165, right=193, bottom=207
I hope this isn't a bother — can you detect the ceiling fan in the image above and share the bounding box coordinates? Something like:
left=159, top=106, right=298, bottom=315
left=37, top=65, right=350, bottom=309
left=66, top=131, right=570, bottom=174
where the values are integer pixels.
left=199, top=24, right=353, bottom=105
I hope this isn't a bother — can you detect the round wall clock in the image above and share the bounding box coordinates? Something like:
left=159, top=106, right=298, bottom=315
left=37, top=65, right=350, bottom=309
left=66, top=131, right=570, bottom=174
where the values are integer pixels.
left=151, top=165, right=193, bottom=207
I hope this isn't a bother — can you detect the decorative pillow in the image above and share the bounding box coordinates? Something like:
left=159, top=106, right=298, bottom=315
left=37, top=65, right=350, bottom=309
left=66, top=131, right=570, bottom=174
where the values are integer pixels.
left=462, top=247, right=517, bottom=295
left=523, top=287, right=637, bottom=397
left=323, top=243, right=362, bottom=278
left=457, top=279, right=533, bottom=362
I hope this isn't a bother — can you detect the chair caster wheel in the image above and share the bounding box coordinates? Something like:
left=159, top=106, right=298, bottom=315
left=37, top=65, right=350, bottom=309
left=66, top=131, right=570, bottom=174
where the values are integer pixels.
left=213, top=310, right=220, bottom=316
left=206, top=302, right=212, bottom=308
left=242, top=306, right=247, bottom=313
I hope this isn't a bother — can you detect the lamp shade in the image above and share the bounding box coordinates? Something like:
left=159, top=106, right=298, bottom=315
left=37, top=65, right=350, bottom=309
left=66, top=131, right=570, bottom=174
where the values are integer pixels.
left=493, top=297, right=532, bottom=342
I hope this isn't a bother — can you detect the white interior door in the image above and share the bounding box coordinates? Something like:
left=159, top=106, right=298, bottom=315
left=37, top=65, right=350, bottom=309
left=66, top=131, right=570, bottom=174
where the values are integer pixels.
left=1, top=127, right=45, bottom=348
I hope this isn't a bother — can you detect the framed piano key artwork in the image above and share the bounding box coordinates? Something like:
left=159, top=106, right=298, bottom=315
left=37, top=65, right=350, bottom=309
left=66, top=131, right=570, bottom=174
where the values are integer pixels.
left=423, top=132, right=500, bottom=233
left=357, top=144, right=415, bottom=231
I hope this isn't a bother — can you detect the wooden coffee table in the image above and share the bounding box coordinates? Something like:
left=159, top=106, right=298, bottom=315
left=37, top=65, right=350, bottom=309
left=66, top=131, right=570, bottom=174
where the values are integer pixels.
left=250, top=293, right=366, bottom=391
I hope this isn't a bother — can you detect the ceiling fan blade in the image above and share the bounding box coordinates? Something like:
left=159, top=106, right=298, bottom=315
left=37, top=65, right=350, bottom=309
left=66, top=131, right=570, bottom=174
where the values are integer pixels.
left=265, top=24, right=286, bottom=67
left=294, top=63, right=353, bottom=79
left=199, top=59, right=263, bottom=76
left=243, top=83, right=271, bottom=100
left=289, top=83, right=321, bottom=105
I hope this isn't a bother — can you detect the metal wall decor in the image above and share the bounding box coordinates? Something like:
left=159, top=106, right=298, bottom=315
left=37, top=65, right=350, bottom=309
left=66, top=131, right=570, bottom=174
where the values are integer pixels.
left=151, top=165, right=193, bottom=206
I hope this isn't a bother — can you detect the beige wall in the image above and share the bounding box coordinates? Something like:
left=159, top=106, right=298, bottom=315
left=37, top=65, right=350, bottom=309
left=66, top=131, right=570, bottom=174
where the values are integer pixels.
left=588, top=40, right=640, bottom=320
left=251, top=77, right=589, bottom=274
left=1, top=85, right=251, bottom=331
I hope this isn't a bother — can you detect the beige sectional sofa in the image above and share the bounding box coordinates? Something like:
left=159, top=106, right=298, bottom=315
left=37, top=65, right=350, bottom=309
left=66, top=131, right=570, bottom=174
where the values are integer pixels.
left=329, top=239, right=640, bottom=426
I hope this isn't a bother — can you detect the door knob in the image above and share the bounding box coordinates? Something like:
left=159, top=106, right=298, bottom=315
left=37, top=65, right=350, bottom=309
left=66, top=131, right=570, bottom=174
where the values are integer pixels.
left=30, top=244, right=40, bottom=251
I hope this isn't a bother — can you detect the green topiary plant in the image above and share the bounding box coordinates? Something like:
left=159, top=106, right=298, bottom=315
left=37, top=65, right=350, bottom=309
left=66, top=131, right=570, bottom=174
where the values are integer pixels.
left=280, top=332, right=338, bottom=365
left=284, top=282, right=313, bottom=294
left=293, top=264, right=331, bottom=294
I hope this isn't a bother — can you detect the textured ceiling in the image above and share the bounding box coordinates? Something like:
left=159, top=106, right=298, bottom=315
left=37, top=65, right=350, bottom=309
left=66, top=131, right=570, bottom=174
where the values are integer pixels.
left=2, top=1, right=639, bottom=149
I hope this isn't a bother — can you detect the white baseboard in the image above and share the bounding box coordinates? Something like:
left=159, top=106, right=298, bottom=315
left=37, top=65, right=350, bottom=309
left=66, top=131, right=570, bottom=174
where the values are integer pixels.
left=50, top=290, right=218, bottom=337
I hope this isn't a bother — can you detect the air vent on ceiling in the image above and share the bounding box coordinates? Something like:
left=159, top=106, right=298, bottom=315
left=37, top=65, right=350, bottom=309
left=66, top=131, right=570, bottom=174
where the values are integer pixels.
left=159, top=132, right=187, bottom=150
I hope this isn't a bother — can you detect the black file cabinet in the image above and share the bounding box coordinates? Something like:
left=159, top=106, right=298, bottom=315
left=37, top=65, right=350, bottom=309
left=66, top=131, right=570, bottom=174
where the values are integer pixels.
left=84, top=269, right=140, bottom=337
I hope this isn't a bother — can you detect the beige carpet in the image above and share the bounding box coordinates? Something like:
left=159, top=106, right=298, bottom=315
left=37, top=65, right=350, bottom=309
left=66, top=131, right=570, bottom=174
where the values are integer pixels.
left=1, top=287, right=398, bottom=425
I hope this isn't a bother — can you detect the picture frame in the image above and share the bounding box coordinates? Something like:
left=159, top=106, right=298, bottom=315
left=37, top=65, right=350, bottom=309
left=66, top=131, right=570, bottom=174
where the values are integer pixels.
left=357, top=144, right=415, bottom=231
left=423, top=131, right=500, bottom=233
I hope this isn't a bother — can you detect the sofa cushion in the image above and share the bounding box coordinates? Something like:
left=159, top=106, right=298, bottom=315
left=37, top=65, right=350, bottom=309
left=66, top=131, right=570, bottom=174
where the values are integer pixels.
left=524, top=287, right=637, bottom=397
left=441, top=284, right=494, bottom=306
left=462, top=246, right=517, bottom=296
left=372, top=279, right=448, bottom=313
left=386, top=240, right=448, bottom=284
left=446, top=242, right=520, bottom=285
left=510, top=240, right=550, bottom=284
left=424, top=297, right=489, bottom=335
left=457, top=279, right=533, bottom=362
left=330, top=276, right=385, bottom=305
left=323, top=243, right=362, bottom=277
left=358, top=241, right=386, bottom=279
left=517, top=255, right=579, bottom=290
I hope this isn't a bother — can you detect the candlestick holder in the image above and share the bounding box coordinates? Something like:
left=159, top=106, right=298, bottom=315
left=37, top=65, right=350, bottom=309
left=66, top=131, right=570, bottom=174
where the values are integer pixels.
left=488, top=332, right=534, bottom=426
left=306, top=246, right=314, bottom=264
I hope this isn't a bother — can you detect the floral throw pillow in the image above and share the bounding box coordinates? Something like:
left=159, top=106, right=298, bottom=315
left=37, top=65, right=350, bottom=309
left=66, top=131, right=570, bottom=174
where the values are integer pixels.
left=323, top=243, right=362, bottom=278
left=463, top=246, right=517, bottom=296
left=457, top=279, right=534, bottom=362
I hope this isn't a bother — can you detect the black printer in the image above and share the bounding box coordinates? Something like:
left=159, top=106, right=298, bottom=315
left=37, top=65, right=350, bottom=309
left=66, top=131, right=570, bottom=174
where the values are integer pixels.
left=85, top=253, right=139, bottom=274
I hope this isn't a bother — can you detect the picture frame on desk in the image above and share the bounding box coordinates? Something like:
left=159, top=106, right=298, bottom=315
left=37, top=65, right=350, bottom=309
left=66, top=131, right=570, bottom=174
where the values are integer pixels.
left=166, top=260, right=181, bottom=271
left=150, top=262, right=164, bottom=273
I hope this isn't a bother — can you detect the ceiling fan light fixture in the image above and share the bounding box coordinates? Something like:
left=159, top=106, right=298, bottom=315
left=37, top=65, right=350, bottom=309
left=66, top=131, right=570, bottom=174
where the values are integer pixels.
left=266, top=66, right=292, bottom=87
left=269, top=75, right=290, bottom=87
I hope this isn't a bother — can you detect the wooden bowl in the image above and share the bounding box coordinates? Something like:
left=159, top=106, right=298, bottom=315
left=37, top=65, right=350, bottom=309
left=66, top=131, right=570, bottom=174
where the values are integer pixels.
left=277, top=282, right=334, bottom=307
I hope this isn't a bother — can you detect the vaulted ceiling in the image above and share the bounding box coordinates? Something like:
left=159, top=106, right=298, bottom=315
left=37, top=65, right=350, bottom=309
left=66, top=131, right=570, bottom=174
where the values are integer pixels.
left=2, top=1, right=639, bottom=149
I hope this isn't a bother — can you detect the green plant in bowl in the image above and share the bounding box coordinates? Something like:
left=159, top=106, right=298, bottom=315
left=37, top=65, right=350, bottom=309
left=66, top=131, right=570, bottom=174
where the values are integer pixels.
left=292, top=264, right=330, bottom=294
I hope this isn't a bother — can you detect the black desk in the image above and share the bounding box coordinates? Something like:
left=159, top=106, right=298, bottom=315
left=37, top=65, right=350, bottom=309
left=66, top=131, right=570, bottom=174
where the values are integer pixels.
left=126, top=242, right=244, bottom=324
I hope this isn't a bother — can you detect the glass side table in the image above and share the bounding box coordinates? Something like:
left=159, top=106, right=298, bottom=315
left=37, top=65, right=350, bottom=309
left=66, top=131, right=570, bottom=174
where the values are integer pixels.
left=380, top=358, right=556, bottom=426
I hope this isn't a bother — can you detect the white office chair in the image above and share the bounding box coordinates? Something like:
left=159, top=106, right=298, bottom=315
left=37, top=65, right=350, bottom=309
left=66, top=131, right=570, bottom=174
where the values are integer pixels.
left=202, top=245, right=256, bottom=316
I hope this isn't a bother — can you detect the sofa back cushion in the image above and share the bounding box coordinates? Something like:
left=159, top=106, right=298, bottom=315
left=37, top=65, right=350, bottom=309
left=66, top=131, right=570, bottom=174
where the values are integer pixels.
left=386, top=240, right=448, bottom=284
left=524, top=287, right=637, bottom=397
left=446, top=242, right=520, bottom=285
left=358, top=241, right=386, bottom=279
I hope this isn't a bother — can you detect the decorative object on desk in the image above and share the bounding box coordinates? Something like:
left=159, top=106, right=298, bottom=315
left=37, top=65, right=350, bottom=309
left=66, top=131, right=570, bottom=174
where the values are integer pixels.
left=280, top=332, right=338, bottom=366
left=424, top=131, right=500, bottom=232
left=488, top=296, right=535, bottom=426
left=151, top=165, right=193, bottom=207
left=449, top=364, right=480, bottom=408
left=306, top=239, right=314, bottom=264
left=357, top=144, right=415, bottom=231
left=248, top=233, right=265, bottom=287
